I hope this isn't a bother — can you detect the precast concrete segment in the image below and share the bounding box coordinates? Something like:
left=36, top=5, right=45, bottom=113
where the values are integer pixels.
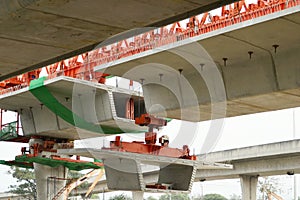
left=132, top=191, right=144, bottom=200
left=58, top=148, right=232, bottom=192
left=103, top=158, right=142, bottom=191
left=0, top=76, right=146, bottom=139
left=29, top=77, right=124, bottom=134
left=69, top=139, right=300, bottom=195
left=58, top=148, right=233, bottom=170
left=95, top=7, right=300, bottom=122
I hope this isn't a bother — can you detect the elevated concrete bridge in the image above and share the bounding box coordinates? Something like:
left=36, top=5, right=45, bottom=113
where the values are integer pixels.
left=0, top=0, right=237, bottom=81
left=197, top=139, right=300, bottom=180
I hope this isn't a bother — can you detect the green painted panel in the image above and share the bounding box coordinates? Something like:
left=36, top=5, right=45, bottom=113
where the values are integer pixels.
left=15, top=155, right=103, bottom=171
left=29, top=77, right=126, bottom=134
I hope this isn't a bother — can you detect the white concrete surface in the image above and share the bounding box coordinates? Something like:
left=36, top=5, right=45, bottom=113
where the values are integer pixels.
left=34, top=163, right=67, bottom=200
left=95, top=7, right=300, bottom=122
left=240, top=175, right=258, bottom=200
left=0, top=76, right=146, bottom=139
left=196, top=139, right=300, bottom=180
left=132, top=191, right=144, bottom=200
left=29, top=138, right=68, bottom=200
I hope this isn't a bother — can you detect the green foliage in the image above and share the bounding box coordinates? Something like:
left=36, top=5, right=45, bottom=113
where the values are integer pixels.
left=68, top=170, right=89, bottom=189
left=147, top=196, right=158, bottom=200
left=8, top=167, right=95, bottom=200
left=109, top=193, right=132, bottom=200
left=258, top=176, right=279, bottom=193
left=258, top=176, right=280, bottom=199
left=229, top=194, right=241, bottom=200
left=90, top=194, right=100, bottom=199
left=68, top=170, right=85, bottom=179
left=192, top=197, right=202, bottom=200
left=202, top=194, right=227, bottom=200
left=8, top=166, right=37, bottom=200
left=159, top=193, right=190, bottom=200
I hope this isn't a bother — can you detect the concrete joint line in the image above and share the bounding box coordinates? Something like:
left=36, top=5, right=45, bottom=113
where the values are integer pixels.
left=222, top=34, right=280, bottom=91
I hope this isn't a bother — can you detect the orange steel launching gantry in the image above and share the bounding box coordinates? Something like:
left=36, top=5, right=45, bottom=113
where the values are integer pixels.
left=105, top=114, right=196, bottom=160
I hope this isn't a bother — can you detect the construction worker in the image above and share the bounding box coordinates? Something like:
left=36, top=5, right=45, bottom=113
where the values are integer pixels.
left=159, top=135, right=169, bottom=147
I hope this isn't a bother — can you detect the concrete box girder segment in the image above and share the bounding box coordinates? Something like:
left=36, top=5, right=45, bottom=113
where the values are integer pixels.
left=59, top=140, right=300, bottom=197
left=0, top=76, right=146, bottom=139
left=95, top=7, right=300, bottom=122
left=58, top=148, right=232, bottom=192
left=0, top=0, right=238, bottom=81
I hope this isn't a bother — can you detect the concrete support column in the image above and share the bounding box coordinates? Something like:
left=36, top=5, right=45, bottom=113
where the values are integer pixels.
left=34, top=163, right=68, bottom=200
left=132, top=191, right=144, bottom=200
left=240, top=175, right=258, bottom=200
left=29, top=138, right=68, bottom=200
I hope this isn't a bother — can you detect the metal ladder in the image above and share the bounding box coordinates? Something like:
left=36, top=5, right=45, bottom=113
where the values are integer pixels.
left=52, top=169, right=103, bottom=200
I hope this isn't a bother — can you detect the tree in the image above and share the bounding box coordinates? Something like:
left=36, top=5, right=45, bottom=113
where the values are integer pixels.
left=229, top=194, right=241, bottom=200
left=90, top=194, right=100, bottom=199
left=147, top=196, right=158, bottom=200
left=66, top=170, right=94, bottom=199
left=258, top=176, right=280, bottom=199
left=109, top=193, right=132, bottom=200
left=192, top=196, right=202, bottom=200
left=159, top=193, right=190, bottom=200
left=8, top=166, right=37, bottom=200
left=68, top=170, right=90, bottom=190
left=202, top=194, right=227, bottom=200
left=8, top=167, right=94, bottom=200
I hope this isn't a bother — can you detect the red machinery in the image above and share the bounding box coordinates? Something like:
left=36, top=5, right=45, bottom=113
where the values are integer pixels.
left=18, top=139, right=103, bottom=168
left=0, top=69, right=41, bottom=90
left=104, top=114, right=196, bottom=160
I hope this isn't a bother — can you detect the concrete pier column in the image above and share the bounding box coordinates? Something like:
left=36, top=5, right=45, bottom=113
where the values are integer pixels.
left=34, top=163, right=68, bottom=200
left=29, top=139, right=68, bottom=200
left=240, top=175, right=258, bottom=200
left=132, top=191, right=144, bottom=200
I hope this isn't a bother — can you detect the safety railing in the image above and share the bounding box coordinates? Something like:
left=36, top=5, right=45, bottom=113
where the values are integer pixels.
left=0, top=83, right=28, bottom=96
left=0, top=121, right=20, bottom=141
